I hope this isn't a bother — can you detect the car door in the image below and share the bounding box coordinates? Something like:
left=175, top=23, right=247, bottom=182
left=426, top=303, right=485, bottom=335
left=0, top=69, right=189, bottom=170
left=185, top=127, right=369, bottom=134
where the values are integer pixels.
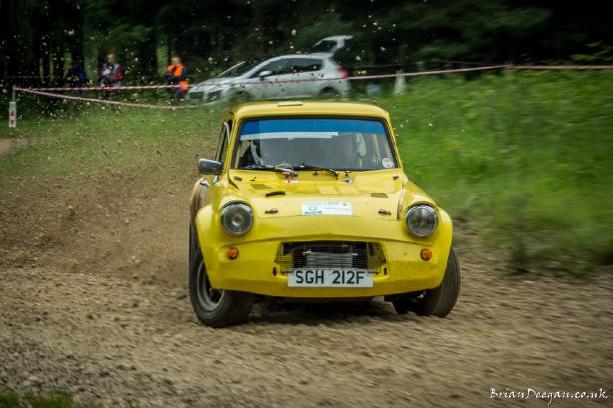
left=202, top=122, right=230, bottom=206
left=289, top=57, right=324, bottom=97
left=252, top=58, right=300, bottom=99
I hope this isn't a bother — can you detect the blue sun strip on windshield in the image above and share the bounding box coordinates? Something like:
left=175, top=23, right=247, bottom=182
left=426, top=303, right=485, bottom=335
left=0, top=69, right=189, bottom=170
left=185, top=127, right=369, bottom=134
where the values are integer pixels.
left=241, top=118, right=386, bottom=136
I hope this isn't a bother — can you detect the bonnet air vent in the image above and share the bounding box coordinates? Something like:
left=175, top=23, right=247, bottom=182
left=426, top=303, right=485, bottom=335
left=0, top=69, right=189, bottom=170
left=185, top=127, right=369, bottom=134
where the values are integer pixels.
left=251, top=184, right=272, bottom=190
left=265, top=191, right=286, bottom=197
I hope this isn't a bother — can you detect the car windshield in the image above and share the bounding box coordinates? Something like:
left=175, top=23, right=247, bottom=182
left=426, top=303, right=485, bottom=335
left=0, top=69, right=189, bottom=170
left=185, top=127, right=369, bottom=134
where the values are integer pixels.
left=311, top=40, right=337, bottom=53
left=215, top=58, right=266, bottom=78
left=233, top=118, right=397, bottom=171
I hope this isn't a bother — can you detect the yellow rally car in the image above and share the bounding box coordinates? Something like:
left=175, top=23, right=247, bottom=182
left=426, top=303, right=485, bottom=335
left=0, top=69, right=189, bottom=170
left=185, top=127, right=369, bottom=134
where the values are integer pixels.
left=189, top=101, right=460, bottom=327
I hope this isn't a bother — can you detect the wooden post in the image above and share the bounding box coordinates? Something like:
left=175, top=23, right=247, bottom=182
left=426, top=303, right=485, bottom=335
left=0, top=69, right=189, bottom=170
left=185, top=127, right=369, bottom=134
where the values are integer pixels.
left=8, top=85, right=17, bottom=128
left=393, top=70, right=406, bottom=95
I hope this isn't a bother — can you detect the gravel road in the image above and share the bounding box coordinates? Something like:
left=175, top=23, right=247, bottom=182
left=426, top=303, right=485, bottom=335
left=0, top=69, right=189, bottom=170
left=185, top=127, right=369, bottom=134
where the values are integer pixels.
left=1, top=257, right=611, bottom=407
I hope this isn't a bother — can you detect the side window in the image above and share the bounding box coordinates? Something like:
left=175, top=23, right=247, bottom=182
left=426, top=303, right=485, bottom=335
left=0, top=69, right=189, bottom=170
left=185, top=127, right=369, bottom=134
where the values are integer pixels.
left=253, top=59, right=290, bottom=77
left=215, top=123, right=229, bottom=163
left=289, top=58, right=323, bottom=73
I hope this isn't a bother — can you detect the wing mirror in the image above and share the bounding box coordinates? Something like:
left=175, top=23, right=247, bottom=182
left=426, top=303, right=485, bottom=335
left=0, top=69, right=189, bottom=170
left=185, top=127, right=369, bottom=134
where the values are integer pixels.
left=258, top=70, right=273, bottom=80
left=198, top=158, right=222, bottom=175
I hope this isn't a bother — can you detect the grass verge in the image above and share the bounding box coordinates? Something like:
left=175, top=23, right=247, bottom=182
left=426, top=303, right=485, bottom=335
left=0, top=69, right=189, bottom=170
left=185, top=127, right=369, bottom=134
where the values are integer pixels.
left=378, top=70, right=613, bottom=273
left=0, top=392, right=74, bottom=408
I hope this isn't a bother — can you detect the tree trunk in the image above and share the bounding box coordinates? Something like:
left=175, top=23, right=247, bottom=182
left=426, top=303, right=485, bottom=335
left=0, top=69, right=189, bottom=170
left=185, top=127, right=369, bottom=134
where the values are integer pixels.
left=138, top=36, right=157, bottom=80
left=69, top=8, right=85, bottom=64
left=167, top=33, right=172, bottom=65
left=0, top=0, right=8, bottom=81
left=53, top=45, right=65, bottom=86
left=41, top=52, right=50, bottom=85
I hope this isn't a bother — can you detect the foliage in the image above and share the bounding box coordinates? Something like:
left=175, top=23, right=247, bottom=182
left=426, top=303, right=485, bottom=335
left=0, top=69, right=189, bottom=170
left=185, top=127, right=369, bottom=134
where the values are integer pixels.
left=380, top=70, right=613, bottom=273
left=1, top=0, right=612, bottom=88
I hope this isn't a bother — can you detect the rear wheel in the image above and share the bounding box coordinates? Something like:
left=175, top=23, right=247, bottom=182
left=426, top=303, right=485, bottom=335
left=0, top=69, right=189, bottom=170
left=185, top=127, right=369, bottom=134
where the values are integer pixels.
left=392, top=248, right=460, bottom=317
left=189, top=225, right=254, bottom=327
left=319, top=87, right=339, bottom=99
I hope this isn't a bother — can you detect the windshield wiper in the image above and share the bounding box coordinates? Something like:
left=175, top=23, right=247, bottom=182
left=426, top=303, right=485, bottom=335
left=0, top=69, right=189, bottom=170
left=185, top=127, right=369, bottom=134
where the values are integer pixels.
left=248, top=164, right=298, bottom=177
left=298, top=163, right=339, bottom=177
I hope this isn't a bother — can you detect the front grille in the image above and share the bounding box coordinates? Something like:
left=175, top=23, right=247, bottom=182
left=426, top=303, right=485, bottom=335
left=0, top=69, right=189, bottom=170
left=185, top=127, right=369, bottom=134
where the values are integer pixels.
left=275, top=241, right=386, bottom=273
left=187, top=91, right=203, bottom=101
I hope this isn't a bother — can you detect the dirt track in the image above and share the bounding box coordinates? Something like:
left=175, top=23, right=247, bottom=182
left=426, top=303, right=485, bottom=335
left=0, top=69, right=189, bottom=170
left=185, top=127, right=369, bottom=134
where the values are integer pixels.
left=0, top=145, right=611, bottom=407
left=0, top=138, right=29, bottom=158
left=1, top=259, right=612, bottom=407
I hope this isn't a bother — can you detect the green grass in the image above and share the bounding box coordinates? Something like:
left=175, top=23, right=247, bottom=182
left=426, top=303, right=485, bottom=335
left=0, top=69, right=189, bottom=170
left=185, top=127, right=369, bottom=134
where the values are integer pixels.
left=0, top=392, right=74, bottom=408
left=0, top=103, right=220, bottom=183
left=378, top=70, right=613, bottom=272
left=1, top=70, right=612, bottom=274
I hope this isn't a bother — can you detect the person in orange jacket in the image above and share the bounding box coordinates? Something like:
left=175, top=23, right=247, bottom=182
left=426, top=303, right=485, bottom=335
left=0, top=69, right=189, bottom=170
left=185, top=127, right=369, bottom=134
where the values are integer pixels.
left=164, top=56, right=189, bottom=101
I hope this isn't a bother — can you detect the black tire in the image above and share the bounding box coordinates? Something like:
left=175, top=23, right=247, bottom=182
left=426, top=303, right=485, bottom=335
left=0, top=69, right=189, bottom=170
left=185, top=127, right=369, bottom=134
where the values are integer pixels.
left=392, top=248, right=460, bottom=317
left=189, top=221, right=198, bottom=264
left=319, top=87, right=339, bottom=99
left=189, top=225, right=254, bottom=328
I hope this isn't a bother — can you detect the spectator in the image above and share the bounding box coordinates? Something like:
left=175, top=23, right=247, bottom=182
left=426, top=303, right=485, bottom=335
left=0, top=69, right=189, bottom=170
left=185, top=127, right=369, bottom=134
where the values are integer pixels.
left=164, top=56, right=189, bottom=101
left=99, top=53, right=123, bottom=88
left=64, top=60, right=88, bottom=88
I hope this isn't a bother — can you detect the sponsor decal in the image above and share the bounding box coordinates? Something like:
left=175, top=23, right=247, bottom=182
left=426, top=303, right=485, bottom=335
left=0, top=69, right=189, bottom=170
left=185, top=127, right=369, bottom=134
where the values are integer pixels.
left=302, top=201, right=352, bottom=216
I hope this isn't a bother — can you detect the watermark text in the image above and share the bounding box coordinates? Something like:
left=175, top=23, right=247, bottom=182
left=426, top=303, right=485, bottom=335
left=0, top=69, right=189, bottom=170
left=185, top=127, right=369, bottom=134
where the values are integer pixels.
left=490, top=387, right=608, bottom=405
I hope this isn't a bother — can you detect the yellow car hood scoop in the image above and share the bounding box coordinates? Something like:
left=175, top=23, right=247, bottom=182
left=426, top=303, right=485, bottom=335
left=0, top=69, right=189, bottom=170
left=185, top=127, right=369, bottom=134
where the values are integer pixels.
left=228, top=170, right=404, bottom=219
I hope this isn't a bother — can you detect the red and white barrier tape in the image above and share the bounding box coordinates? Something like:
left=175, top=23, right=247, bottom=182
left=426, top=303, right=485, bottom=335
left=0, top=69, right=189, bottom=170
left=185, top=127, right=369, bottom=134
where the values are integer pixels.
left=13, top=64, right=613, bottom=93
left=11, top=63, right=613, bottom=111
left=15, top=88, right=201, bottom=109
left=349, top=64, right=510, bottom=80
left=22, top=65, right=509, bottom=92
left=19, top=65, right=511, bottom=92
left=512, top=65, right=613, bottom=70
left=17, top=84, right=182, bottom=92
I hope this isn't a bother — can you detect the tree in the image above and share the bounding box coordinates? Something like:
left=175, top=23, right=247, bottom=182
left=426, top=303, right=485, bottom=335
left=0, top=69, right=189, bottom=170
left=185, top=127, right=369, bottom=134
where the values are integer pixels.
left=1, top=0, right=611, bottom=90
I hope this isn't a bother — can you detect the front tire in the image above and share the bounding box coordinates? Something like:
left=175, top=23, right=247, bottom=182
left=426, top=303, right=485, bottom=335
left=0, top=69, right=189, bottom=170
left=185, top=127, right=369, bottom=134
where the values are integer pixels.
left=392, top=248, right=460, bottom=317
left=189, top=226, right=254, bottom=328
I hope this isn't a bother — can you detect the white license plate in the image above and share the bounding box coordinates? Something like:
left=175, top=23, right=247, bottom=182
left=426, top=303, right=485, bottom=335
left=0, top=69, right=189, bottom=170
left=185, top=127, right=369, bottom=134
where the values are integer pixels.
left=287, top=268, right=373, bottom=288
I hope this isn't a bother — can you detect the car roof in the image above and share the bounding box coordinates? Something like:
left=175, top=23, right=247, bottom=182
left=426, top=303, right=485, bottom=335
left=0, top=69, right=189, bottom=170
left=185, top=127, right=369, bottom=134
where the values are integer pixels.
left=307, top=52, right=336, bottom=58
left=270, top=54, right=327, bottom=60
left=229, top=101, right=390, bottom=120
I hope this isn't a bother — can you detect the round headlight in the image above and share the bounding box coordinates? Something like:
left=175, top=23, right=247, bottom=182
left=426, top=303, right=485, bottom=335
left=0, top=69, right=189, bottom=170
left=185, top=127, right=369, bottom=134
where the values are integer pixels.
left=405, top=205, right=438, bottom=238
left=221, top=203, right=253, bottom=236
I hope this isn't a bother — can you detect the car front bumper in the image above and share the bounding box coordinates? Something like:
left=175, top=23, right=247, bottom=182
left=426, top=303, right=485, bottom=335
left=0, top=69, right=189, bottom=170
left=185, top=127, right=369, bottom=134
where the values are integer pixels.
left=195, top=209, right=453, bottom=298
left=186, top=88, right=226, bottom=105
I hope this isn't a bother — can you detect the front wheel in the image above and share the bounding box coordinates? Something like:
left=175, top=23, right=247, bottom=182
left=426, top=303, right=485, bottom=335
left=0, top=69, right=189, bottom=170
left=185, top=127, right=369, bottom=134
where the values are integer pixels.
left=392, top=248, right=460, bottom=317
left=189, top=227, right=254, bottom=327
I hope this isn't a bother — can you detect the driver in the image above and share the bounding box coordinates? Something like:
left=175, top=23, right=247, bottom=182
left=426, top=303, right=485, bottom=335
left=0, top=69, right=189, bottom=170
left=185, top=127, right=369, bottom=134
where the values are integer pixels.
left=336, top=133, right=364, bottom=169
